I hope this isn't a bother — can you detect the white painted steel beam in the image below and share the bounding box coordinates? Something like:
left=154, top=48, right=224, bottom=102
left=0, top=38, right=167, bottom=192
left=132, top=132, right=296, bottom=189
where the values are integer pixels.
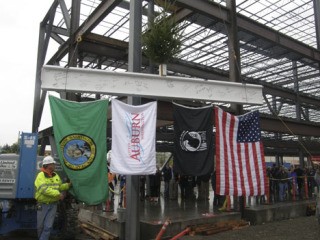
left=41, top=65, right=263, bottom=105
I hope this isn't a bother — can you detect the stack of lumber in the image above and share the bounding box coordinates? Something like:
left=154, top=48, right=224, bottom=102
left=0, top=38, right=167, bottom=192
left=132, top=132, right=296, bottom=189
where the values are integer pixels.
left=80, top=221, right=119, bottom=240
left=191, top=219, right=249, bottom=236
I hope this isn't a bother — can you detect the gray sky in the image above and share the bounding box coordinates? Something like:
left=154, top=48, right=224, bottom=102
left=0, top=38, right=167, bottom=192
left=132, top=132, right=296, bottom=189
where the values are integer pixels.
left=0, top=1, right=53, bottom=145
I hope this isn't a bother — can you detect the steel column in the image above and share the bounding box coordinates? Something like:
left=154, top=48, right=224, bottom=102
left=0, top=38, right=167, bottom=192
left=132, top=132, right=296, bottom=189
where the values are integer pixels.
left=126, top=0, right=142, bottom=239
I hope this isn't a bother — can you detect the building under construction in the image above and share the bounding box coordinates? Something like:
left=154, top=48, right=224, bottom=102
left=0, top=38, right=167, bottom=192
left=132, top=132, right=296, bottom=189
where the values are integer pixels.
left=31, top=1, right=320, bottom=239
left=33, top=0, right=320, bottom=163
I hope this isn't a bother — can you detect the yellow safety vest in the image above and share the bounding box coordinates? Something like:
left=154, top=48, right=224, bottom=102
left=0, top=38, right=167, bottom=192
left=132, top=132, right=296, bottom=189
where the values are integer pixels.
left=34, top=171, right=69, bottom=204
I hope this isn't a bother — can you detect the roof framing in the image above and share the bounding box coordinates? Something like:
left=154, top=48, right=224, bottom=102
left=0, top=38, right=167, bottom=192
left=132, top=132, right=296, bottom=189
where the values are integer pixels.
left=33, top=0, right=320, bottom=157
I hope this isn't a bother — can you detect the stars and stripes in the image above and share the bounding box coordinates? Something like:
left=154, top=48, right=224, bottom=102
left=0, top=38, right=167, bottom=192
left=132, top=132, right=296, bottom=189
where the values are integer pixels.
left=237, top=110, right=261, bottom=142
left=215, top=107, right=267, bottom=196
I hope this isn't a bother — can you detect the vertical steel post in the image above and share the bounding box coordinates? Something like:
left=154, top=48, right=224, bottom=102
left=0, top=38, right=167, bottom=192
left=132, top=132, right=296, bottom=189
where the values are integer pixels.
left=126, top=0, right=142, bottom=240
left=32, top=1, right=59, bottom=132
left=65, top=0, right=81, bottom=101
left=147, top=0, right=156, bottom=74
left=226, top=0, right=244, bottom=216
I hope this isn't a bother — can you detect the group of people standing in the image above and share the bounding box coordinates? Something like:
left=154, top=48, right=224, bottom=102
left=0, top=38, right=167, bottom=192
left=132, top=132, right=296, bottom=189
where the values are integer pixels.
left=268, top=164, right=320, bottom=202
left=160, top=165, right=222, bottom=205
left=34, top=155, right=320, bottom=240
left=110, top=162, right=320, bottom=209
left=142, top=164, right=213, bottom=203
left=107, top=163, right=223, bottom=207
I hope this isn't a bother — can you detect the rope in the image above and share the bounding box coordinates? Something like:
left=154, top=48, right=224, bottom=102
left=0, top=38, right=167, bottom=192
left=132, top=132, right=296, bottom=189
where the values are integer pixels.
left=108, top=186, right=126, bottom=195
left=269, top=175, right=315, bottom=181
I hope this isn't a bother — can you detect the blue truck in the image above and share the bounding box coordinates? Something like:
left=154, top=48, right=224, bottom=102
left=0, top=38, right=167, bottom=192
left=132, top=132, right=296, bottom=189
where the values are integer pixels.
left=0, top=132, right=74, bottom=237
left=0, top=132, right=39, bottom=235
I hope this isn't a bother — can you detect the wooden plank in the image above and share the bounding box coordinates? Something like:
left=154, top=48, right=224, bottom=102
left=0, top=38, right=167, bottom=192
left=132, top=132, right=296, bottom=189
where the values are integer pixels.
left=80, top=221, right=119, bottom=240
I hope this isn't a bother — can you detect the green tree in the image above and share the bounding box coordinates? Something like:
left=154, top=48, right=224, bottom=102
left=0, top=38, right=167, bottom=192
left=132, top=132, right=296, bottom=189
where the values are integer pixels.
left=11, top=142, right=19, bottom=154
left=142, top=0, right=183, bottom=64
left=0, top=142, right=19, bottom=154
left=1, top=144, right=11, bottom=153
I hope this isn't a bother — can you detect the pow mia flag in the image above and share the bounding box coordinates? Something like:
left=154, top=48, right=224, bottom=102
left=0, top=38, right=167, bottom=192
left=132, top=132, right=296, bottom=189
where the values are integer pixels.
left=173, top=103, right=214, bottom=176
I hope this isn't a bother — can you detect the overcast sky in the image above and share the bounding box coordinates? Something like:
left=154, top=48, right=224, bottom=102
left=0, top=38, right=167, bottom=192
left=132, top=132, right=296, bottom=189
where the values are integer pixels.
left=0, top=1, right=54, bottom=146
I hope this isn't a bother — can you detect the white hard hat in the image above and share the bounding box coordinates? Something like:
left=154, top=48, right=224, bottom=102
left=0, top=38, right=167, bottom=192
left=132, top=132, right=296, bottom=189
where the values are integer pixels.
left=42, top=156, right=56, bottom=165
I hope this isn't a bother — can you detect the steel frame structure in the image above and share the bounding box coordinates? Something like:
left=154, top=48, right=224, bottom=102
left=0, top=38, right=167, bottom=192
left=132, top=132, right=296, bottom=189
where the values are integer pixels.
left=33, top=0, right=320, bottom=159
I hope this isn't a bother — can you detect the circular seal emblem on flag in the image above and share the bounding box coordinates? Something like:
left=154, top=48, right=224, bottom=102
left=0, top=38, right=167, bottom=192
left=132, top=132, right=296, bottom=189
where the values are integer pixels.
left=60, top=134, right=96, bottom=170
left=180, top=131, right=207, bottom=152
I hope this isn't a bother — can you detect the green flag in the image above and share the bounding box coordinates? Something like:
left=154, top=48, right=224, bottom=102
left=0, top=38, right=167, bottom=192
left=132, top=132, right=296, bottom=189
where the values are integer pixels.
left=49, top=95, right=108, bottom=205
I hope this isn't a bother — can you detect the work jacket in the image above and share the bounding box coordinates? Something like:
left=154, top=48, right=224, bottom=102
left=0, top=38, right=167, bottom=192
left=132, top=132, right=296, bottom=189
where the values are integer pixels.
left=34, top=171, right=70, bottom=204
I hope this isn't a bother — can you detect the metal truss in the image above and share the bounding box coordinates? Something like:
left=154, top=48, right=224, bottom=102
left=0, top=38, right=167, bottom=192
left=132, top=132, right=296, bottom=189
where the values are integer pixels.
left=33, top=0, right=320, bottom=157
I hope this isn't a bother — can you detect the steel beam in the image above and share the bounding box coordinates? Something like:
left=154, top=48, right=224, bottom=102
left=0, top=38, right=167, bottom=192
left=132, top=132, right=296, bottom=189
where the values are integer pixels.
left=153, top=101, right=320, bottom=137
left=73, top=34, right=320, bottom=109
left=41, top=65, right=263, bottom=105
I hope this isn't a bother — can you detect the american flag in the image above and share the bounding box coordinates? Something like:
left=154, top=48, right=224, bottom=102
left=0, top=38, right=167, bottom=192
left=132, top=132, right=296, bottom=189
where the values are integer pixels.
left=215, top=107, right=267, bottom=196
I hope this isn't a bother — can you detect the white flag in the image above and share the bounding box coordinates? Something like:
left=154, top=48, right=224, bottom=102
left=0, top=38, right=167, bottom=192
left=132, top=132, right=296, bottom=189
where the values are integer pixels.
left=110, top=99, right=157, bottom=175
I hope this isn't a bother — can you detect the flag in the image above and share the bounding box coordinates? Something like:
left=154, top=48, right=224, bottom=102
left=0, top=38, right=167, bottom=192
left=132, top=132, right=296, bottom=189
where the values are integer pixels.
left=215, top=107, right=267, bottom=196
left=173, top=103, right=214, bottom=176
left=49, top=96, right=109, bottom=205
left=110, top=99, right=157, bottom=175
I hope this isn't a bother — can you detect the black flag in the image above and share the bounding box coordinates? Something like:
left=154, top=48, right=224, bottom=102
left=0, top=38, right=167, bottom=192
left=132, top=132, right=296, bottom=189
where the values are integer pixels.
left=173, top=103, right=214, bottom=176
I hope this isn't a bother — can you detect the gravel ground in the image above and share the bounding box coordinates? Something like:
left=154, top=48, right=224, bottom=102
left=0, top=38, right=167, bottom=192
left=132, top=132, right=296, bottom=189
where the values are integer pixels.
left=181, top=216, right=320, bottom=240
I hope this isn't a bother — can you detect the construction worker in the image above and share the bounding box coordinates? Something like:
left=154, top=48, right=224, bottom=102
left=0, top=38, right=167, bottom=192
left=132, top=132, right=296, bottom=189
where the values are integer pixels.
left=34, top=156, right=71, bottom=240
left=108, top=171, right=117, bottom=201
left=106, top=163, right=117, bottom=211
left=118, top=174, right=126, bottom=207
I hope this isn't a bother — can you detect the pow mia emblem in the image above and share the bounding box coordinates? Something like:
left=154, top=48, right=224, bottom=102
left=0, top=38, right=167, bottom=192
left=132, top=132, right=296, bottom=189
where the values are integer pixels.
left=60, top=134, right=96, bottom=170
left=179, top=131, right=207, bottom=152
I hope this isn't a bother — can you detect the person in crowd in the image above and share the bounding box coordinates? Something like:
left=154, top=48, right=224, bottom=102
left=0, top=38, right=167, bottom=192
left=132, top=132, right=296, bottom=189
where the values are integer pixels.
left=266, top=167, right=273, bottom=202
left=294, top=165, right=304, bottom=200
left=185, top=175, right=196, bottom=200
left=288, top=165, right=298, bottom=200
left=270, top=164, right=279, bottom=202
left=139, top=175, right=146, bottom=201
left=276, top=165, right=289, bottom=201
left=169, top=165, right=179, bottom=200
left=314, top=167, right=320, bottom=193
left=105, top=161, right=117, bottom=211
left=197, top=173, right=211, bottom=201
left=211, top=170, right=220, bottom=206
left=108, top=168, right=117, bottom=202
left=34, top=156, right=71, bottom=240
left=162, top=164, right=172, bottom=199
left=307, top=166, right=316, bottom=198
left=179, top=174, right=188, bottom=200
left=211, top=170, right=225, bottom=207
left=118, top=174, right=126, bottom=207
left=196, top=176, right=202, bottom=200
left=149, top=166, right=161, bottom=202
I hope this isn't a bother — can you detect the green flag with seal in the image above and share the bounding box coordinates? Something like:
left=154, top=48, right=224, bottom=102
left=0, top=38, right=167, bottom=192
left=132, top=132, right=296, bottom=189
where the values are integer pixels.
left=49, top=95, right=108, bottom=205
